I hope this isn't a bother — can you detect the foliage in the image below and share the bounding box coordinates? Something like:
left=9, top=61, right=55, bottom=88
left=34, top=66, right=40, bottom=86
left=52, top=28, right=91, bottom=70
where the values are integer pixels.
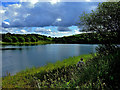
left=52, top=31, right=120, bottom=44
left=1, top=30, right=120, bottom=44
left=1, top=33, right=53, bottom=44
left=18, top=36, right=25, bottom=42
left=3, top=36, right=13, bottom=42
left=78, top=2, right=120, bottom=46
left=71, top=48, right=120, bottom=89
left=79, top=2, right=120, bottom=32
left=11, top=36, right=18, bottom=42
left=25, top=37, right=31, bottom=42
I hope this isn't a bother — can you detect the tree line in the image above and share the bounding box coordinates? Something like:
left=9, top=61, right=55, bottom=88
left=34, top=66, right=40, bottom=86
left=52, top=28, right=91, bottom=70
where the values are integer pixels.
left=1, top=30, right=120, bottom=44
left=1, top=33, right=52, bottom=43
left=52, top=31, right=120, bottom=44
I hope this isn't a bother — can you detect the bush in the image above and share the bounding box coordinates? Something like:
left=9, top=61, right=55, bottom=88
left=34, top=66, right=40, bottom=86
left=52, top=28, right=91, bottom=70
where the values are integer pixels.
left=71, top=48, right=120, bottom=89
left=96, top=44, right=118, bottom=56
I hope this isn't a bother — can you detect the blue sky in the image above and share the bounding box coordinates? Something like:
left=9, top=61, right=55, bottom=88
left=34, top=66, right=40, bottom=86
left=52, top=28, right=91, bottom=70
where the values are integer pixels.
left=0, top=0, right=100, bottom=37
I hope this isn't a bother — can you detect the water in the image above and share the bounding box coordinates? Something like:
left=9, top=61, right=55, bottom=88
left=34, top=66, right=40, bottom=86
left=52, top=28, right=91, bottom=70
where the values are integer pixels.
left=1, top=44, right=98, bottom=76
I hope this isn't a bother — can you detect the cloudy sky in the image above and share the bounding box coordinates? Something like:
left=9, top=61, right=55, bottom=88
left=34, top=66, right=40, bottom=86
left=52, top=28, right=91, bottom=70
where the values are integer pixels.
left=0, top=0, right=101, bottom=37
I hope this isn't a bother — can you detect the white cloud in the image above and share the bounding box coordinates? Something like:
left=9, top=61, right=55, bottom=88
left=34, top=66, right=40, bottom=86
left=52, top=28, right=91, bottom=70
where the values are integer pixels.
left=1, top=27, right=19, bottom=33
left=0, top=10, right=6, bottom=14
left=34, top=27, right=52, bottom=34
left=14, top=12, right=18, bottom=16
left=48, top=31, right=72, bottom=37
left=30, top=0, right=38, bottom=4
left=74, top=29, right=82, bottom=34
left=3, top=21, right=10, bottom=25
left=56, top=18, right=62, bottom=22
left=50, top=0, right=60, bottom=5
left=86, top=0, right=91, bottom=2
left=2, top=2, right=99, bottom=28
left=34, top=28, right=51, bottom=32
left=20, top=29, right=27, bottom=33
left=8, top=4, right=22, bottom=8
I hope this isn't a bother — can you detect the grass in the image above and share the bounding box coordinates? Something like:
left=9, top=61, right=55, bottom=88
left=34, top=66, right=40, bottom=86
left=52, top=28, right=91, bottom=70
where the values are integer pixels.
left=2, top=54, right=93, bottom=88
left=0, top=41, right=54, bottom=45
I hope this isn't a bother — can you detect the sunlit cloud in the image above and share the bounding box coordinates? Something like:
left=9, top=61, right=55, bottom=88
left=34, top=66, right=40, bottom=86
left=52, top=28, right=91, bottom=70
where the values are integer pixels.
left=56, top=18, right=62, bottom=22
left=30, top=0, right=38, bottom=4
left=86, top=0, right=91, bottom=2
left=20, top=29, right=27, bottom=33
left=50, top=0, right=60, bottom=5
left=3, top=21, right=10, bottom=25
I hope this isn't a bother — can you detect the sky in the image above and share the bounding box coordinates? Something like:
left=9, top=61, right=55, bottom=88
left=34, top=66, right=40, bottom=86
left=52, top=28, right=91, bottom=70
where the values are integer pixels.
left=0, top=0, right=101, bottom=37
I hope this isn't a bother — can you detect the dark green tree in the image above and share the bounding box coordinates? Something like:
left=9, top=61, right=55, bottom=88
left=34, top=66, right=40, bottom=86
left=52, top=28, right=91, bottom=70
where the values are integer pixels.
left=11, top=36, right=18, bottom=42
left=78, top=2, right=120, bottom=55
left=3, top=36, right=13, bottom=42
left=18, top=36, right=25, bottom=42
left=79, top=2, right=120, bottom=33
left=30, top=36, right=37, bottom=42
left=25, top=37, right=31, bottom=42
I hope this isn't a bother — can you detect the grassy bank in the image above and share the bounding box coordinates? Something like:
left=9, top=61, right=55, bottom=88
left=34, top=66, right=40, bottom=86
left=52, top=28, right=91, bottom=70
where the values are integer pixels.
left=2, top=49, right=120, bottom=89
left=2, top=54, right=93, bottom=88
left=0, top=41, right=54, bottom=45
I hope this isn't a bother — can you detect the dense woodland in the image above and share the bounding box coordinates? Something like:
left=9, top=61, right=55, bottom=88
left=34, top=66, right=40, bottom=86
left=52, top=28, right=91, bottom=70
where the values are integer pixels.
left=1, top=30, right=120, bottom=44
left=53, top=31, right=120, bottom=44
left=1, top=33, right=52, bottom=43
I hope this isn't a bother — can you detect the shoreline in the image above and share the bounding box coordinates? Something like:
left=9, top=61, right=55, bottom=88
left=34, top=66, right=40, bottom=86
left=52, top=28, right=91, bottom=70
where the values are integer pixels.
left=0, top=41, right=54, bottom=45
left=2, top=54, right=93, bottom=88
left=1, top=41, right=120, bottom=45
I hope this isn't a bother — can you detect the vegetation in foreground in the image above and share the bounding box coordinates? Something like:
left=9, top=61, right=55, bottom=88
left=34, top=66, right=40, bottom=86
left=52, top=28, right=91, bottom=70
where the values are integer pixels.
left=2, top=48, right=120, bottom=89
left=2, top=54, right=92, bottom=88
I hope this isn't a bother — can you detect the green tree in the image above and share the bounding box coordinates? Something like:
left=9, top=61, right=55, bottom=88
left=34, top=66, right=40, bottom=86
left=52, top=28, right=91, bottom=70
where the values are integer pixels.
left=79, top=2, right=120, bottom=33
left=3, top=36, right=13, bottom=42
left=25, top=37, right=31, bottom=42
left=18, top=36, right=25, bottom=42
left=11, top=36, right=18, bottom=42
left=31, top=36, right=37, bottom=42
left=78, top=2, right=120, bottom=55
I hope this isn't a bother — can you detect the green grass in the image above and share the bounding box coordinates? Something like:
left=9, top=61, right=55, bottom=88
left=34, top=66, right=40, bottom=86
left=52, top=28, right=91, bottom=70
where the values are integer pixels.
left=2, top=49, right=120, bottom=89
left=0, top=41, right=54, bottom=45
left=2, top=54, right=93, bottom=88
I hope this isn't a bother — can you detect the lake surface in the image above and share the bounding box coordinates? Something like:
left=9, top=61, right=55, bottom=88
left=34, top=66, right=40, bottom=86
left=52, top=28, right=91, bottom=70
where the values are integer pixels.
left=1, top=44, right=98, bottom=76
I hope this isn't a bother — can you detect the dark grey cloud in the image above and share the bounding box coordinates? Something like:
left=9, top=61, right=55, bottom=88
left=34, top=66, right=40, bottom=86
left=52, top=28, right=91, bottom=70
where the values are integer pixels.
left=2, top=2, right=99, bottom=28
left=57, top=27, right=72, bottom=32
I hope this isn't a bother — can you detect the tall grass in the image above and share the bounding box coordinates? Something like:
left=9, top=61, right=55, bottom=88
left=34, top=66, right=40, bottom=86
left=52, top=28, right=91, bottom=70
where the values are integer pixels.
left=70, top=49, right=120, bottom=89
